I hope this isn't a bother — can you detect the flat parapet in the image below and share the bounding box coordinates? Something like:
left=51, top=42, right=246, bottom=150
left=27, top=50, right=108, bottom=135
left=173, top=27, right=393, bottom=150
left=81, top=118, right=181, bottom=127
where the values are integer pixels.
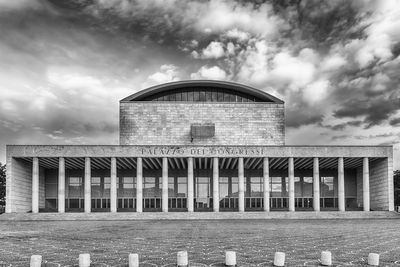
left=6, top=145, right=393, bottom=158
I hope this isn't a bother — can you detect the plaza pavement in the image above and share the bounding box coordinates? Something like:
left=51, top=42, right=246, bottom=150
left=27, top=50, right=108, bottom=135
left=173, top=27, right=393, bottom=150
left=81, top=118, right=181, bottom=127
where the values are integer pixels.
left=0, top=217, right=400, bottom=266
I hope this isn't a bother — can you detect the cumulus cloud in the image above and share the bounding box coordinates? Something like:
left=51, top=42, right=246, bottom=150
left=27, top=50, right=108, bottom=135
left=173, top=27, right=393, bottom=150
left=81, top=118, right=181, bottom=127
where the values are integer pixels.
left=142, top=64, right=180, bottom=88
left=190, top=65, right=227, bottom=80
left=201, top=41, right=225, bottom=59
left=320, top=54, right=347, bottom=72
left=302, top=80, right=331, bottom=104
left=195, top=0, right=286, bottom=37
left=269, top=51, right=316, bottom=90
left=236, top=40, right=269, bottom=85
left=224, top=28, right=250, bottom=42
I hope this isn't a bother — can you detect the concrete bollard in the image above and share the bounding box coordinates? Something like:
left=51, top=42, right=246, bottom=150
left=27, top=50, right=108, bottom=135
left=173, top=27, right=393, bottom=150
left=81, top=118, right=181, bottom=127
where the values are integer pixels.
left=274, top=252, right=285, bottom=266
left=177, top=251, right=188, bottom=267
left=320, top=251, right=332, bottom=266
left=79, top=253, right=90, bottom=267
left=129, top=253, right=139, bottom=267
left=30, top=255, right=42, bottom=267
left=225, top=251, right=236, bottom=266
left=368, top=253, right=379, bottom=266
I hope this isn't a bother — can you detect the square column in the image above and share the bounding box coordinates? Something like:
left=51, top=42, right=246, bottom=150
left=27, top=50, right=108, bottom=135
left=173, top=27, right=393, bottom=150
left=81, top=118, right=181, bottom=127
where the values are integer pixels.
left=363, top=157, right=370, bottom=212
left=238, top=157, right=245, bottom=212
left=263, top=157, right=270, bottom=212
left=338, top=157, right=345, bottom=212
left=213, top=157, right=219, bottom=212
left=110, top=157, right=117, bottom=213
left=187, top=157, right=194, bottom=212
left=84, top=157, right=91, bottom=213
left=313, top=157, right=320, bottom=212
left=288, top=157, right=295, bottom=212
left=32, top=157, right=39, bottom=214
left=136, top=158, right=143, bottom=212
left=162, top=157, right=168, bottom=212
left=58, top=157, right=65, bottom=213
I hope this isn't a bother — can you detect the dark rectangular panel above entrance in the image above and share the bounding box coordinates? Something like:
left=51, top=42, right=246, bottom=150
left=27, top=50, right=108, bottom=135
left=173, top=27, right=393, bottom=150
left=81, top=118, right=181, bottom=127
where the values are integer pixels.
left=191, top=123, right=215, bottom=139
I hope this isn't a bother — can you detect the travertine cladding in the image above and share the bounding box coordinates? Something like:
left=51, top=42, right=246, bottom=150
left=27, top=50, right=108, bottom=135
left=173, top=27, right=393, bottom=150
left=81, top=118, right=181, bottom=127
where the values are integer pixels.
left=119, top=102, right=285, bottom=146
left=369, top=158, right=392, bottom=210
left=356, top=158, right=393, bottom=211
left=7, top=158, right=32, bottom=213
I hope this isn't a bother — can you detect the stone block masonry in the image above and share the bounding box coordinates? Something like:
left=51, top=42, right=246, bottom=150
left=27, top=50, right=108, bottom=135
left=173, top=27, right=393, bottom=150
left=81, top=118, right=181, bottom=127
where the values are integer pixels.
left=369, top=158, right=393, bottom=210
left=120, top=102, right=285, bottom=146
left=7, top=158, right=32, bottom=213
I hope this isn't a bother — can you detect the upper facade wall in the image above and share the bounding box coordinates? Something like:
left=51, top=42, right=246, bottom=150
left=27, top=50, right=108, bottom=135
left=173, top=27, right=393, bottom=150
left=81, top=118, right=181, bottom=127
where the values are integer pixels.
left=119, top=102, right=285, bottom=146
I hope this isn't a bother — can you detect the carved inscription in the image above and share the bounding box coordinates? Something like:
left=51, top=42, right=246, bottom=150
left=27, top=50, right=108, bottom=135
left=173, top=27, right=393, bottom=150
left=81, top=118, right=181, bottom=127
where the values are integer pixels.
left=139, top=147, right=266, bottom=157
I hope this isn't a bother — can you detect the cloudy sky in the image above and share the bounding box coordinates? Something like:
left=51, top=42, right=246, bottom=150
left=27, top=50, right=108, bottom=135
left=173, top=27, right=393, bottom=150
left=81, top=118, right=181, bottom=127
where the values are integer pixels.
left=0, top=0, right=399, bottom=170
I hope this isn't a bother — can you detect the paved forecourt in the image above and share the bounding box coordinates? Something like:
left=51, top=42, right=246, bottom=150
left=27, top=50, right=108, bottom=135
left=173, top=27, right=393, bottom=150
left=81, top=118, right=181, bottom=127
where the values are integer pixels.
left=0, top=218, right=400, bottom=266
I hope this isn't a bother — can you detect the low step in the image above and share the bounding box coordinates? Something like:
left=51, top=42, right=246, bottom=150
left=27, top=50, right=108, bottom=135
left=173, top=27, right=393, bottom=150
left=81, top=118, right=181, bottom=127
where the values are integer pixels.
left=0, top=211, right=399, bottom=221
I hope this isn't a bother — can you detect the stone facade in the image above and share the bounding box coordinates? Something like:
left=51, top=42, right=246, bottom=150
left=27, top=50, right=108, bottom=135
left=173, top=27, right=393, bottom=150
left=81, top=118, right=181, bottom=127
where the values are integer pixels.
left=120, top=102, right=285, bottom=146
left=4, top=80, right=395, bottom=214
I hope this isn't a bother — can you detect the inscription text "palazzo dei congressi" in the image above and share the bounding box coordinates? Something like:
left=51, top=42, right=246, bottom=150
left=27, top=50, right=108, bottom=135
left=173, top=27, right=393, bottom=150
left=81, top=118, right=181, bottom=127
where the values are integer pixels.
left=139, top=147, right=267, bottom=157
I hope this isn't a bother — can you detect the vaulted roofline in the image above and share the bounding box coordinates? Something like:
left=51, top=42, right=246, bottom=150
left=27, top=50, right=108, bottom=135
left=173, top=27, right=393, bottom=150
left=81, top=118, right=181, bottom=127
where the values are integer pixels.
left=120, top=80, right=284, bottom=103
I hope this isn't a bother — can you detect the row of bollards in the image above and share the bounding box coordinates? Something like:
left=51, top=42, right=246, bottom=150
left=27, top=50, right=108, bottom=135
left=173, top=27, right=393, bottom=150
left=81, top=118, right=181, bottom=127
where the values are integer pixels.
left=30, top=250, right=381, bottom=267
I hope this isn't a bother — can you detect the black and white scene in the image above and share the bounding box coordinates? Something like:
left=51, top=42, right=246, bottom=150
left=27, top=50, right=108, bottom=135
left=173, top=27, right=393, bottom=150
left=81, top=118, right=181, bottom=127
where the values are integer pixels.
left=0, top=0, right=399, bottom=266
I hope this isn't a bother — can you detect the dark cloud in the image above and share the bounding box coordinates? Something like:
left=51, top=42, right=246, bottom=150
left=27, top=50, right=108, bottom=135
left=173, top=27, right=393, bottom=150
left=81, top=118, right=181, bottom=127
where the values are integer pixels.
left=333, top=97, right=400, bottom=128
left=390, top=117, right=400, bottom=126
left=320, top=120, right=363, bottom=131
left=286, top=107, right=324, bottom=128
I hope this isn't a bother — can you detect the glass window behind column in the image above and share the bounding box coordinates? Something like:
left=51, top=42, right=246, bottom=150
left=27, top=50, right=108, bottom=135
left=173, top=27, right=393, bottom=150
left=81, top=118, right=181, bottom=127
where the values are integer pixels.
left=294, top=177, right=301, bottom=197
left=168, top=177, right=175, bottom=197
left=143, top=177, right=161, bottom=198
left=321, top=176, right=334, bottom=197
left=68, top=177, right=83, bottom=198
left=219, top=177, right=229, bottom=200
left=196, top=177, right=209, bottom=199
left=45, top=172, right=58, bottom=210
left=250, top=177, right=263, bottom=197
left=103, top=177, right=111, bottom=198
left=45, top=174, right=57, bottom=199
left=177, top=177, right=187, bottom=197
left=231, top=177, right=238, bottom=197
left=119, top=177, right=135, bottom=197
left=303, top=177, right=313, bottom=197
left=271, top=177, right=282, bottom=197
left=91, top=177, right=101, bottom=198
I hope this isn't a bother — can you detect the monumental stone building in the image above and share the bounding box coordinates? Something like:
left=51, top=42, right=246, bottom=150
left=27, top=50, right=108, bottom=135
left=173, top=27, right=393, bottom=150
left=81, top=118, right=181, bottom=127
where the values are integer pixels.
left=5, top=80, right=394, bottom=214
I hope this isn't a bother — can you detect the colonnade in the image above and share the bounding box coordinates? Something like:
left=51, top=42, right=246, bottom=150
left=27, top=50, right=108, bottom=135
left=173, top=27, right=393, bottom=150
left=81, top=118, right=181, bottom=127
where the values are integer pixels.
left=31, top=157, right=371, bottom=213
